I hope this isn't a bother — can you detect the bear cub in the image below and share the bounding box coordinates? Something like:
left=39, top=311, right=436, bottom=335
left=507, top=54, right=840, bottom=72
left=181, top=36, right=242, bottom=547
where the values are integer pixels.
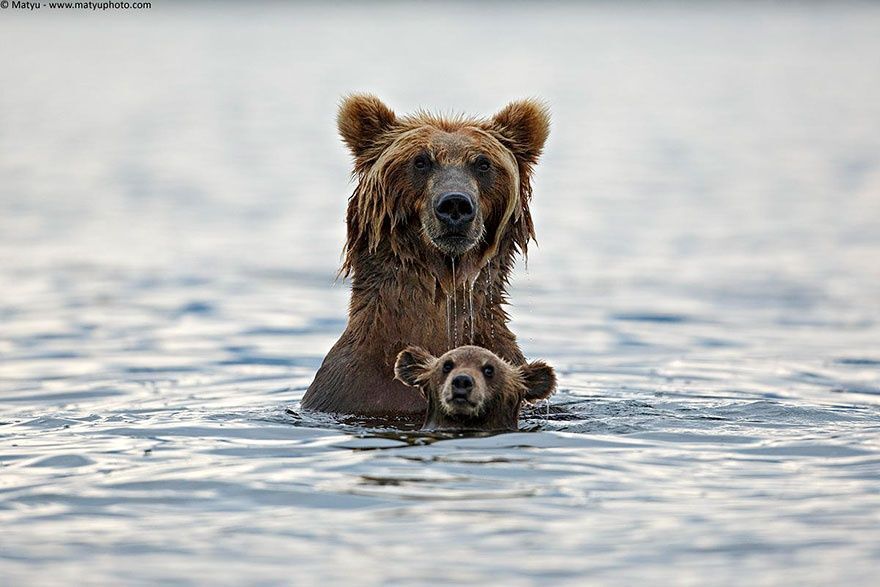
left=394, top=345, right=556, bottom=431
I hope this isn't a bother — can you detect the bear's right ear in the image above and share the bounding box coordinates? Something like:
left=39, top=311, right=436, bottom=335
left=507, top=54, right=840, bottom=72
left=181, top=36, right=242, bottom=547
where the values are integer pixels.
left=394, top=345, right=435, bottom=389
left=337, top=94, right=397, bottom=162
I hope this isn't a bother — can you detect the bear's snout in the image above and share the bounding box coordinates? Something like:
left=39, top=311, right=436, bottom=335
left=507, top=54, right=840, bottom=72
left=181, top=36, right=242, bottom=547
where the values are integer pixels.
left=450, top=373, right=475, bottom=403
left=422, top=165, right=482, bottom=255
left=434, top=192, right=476, bottom=230
left=443, top=370, right=484, bottom=415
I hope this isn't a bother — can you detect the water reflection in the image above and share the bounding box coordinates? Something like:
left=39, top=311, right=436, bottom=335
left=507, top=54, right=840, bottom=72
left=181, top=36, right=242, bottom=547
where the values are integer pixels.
left=1, top=1, right=880, bottom=585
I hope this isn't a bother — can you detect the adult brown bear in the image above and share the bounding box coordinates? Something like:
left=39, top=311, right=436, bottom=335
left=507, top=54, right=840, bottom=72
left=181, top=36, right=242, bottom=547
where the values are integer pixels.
left=301, top=94, right=550, bottom=416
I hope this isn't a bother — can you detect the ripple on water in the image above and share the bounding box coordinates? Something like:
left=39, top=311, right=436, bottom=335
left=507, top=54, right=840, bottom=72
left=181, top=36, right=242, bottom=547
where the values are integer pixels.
left=2, top=2, right=880, bottom=585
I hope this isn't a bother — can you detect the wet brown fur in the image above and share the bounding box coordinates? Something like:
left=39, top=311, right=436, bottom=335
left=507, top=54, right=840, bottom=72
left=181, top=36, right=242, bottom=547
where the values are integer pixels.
left=394, top=345, right=557, bottom=431
left=301, top=95, right=550, bottom=416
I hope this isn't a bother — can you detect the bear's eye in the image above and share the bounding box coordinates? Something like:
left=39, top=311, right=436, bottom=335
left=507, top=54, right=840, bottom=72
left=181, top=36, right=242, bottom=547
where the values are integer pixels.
left=482, top=364, right=494, bottom=378
left=476, top=156, right=491, bottom=173
left=442, top=360, right=454, bottom=373
left=413, top=155, right=431, bottom=171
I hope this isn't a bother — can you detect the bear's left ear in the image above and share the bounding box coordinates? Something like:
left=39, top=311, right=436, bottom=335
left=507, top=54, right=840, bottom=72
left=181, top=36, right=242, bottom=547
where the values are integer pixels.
left=519, top=360, right=557, bottom=403
left=490, top=99, right=550, bottom=165
left=394, top=346, right=435, bottom=389
left=337, top=94, right=397, bottom=163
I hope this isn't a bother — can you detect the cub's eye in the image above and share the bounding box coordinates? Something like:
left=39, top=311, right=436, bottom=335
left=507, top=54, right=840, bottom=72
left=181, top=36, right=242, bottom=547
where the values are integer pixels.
left=414, top=155, right=431, bottom=171
left=482, top=364, right=494, bottom=378
left=442, top=360, right=454, bottom=373
left=476, top=156, right=491, bottom=173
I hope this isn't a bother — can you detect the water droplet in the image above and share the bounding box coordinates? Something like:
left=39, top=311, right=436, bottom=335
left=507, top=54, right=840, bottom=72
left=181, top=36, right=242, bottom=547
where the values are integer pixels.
left=468, top=281, right=474, bottom=344
left=446, top=294, right=452, bottom=349
left=486, top=265, right=495, bottom=344
left=451, top=258, right=458, bottom=347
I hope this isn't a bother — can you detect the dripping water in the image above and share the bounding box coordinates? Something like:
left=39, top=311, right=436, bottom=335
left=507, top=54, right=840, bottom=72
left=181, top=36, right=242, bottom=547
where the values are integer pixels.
left=485, top=265, right=495, bottom=344
left=451, top=257, right=458, bottom=348
left=467, top=280, right=474, bottom=345
left=445, top=294, right=452, bottom=349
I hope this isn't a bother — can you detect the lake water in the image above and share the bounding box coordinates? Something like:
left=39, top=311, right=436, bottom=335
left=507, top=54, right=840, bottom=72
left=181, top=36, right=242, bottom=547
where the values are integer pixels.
left=2, top=2, right=880, bottom=585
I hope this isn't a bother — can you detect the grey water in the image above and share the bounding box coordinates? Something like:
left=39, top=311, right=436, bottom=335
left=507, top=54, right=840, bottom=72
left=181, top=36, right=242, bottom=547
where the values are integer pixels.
left=2, top=2, right=880, bottom=585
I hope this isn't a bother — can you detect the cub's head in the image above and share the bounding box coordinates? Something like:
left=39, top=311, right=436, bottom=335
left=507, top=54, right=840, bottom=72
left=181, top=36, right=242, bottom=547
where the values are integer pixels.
left=394, top=345, right=556, bottom=431
left=337, top=95, right=550, bottom=272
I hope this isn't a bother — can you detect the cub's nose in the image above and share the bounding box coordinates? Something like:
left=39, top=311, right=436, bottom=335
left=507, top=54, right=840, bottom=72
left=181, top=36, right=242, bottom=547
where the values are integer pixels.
left=451, top=374, right=474, bottom=401
left=434, top=192, right=476, bottom=228
left=452, top=374, right=474, bottom=390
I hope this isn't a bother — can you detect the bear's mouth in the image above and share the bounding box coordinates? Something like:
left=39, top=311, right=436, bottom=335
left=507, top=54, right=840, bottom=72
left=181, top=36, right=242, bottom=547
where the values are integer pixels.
left=432, top=233, right=477, bottom=256
left=443, top=395, right=480, bottom=415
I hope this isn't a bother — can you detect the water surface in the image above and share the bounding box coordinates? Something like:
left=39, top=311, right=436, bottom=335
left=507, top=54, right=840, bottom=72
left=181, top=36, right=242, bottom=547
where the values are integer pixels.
left=1, top=2, right=880, bottom=585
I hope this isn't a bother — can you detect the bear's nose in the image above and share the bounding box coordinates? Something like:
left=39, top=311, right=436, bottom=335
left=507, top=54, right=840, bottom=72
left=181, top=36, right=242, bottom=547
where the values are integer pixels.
left=434, top=193, right=476, bottom=228
left=451, top=374, right=474, bottom=398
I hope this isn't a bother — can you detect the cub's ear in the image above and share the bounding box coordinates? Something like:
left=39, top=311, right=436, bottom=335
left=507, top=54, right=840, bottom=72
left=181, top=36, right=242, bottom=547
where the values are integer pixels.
left=394, top=346, right=435, bottom=388
left=337, top=94, right=397, bottom=161
left=519, top=360, right=557, bottom=403
left=490, top=99, right=550, bottom=165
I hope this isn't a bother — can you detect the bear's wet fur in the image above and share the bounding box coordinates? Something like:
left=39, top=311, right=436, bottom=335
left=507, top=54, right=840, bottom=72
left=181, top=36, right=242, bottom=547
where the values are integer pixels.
left=394, top=345, right=556, bottom=431
left=301, top=94, right=550, bottom=416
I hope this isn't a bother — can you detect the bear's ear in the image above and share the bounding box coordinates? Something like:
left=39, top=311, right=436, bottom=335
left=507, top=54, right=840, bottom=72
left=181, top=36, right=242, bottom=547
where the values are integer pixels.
left=490, top=99, right=550, bottom=165
left=337, top=94, right=397, bottom=161
left=519, top=360, right=557, bottom=403
left=394, top=346, right=435, bottom=389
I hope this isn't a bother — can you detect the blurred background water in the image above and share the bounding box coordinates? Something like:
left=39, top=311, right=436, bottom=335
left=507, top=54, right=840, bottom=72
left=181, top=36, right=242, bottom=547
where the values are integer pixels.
left=2, top=1, right=880, bottom=585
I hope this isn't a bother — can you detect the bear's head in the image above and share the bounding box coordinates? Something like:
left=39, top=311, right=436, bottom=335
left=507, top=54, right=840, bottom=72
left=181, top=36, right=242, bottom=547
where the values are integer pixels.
left=337, top=95, right=550, bottom=276
left=394, top=345, right=556, bottom=431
